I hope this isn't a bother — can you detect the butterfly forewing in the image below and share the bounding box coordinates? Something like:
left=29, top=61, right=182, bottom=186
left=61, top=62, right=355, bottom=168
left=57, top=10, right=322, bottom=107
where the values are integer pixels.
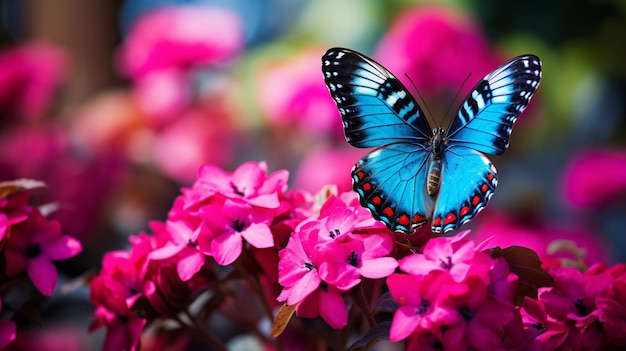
left=445, top=55, right=542, bottom=155
left=322, top=48, right=432, bottom=148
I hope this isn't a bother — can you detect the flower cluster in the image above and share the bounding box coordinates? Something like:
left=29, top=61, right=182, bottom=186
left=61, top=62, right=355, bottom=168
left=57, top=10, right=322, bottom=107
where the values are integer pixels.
left=520, top=263, right=626, bottom=350
left=0, top=180, right=82, bottom=349
left=388, top=232, right=518, bottom=349
left=89, top=161, right=298, bottom=350
left=276, top=192, right=398, bottom=328
left=87, top=161, right=626, bottom=350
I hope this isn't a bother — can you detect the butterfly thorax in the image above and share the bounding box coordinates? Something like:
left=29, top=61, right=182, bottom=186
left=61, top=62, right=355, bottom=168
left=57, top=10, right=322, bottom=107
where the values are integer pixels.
left=427, top=128, right=446, bottom=197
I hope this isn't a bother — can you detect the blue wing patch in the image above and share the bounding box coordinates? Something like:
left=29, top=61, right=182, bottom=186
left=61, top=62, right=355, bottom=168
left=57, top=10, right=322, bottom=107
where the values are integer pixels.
left=352, top=144, right=433, bottom=233
left=322, top=48, right=541, bottom=234
left=431, top=145, right=497, bottom=233
left=322, top=48, right=431, bottom=148
left=446, top=55, right=542, bottom=155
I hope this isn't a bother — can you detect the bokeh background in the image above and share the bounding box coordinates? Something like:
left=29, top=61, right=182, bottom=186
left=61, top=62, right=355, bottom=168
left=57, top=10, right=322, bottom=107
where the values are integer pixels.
left=0, top=0, right=625, bottom=349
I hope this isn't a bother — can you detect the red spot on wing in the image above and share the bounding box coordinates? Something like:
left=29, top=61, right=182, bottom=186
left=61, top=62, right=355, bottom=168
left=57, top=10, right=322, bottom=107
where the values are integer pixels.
left=372, top=196, right=381, bottom=205
left=413, top=214, right=426, bottom=223
left=480, top=183, right=489, bottom=193
left=487, top=173, right=494, bottom=182
left=460, top=205, right=471, bottom=217
left=383, top=206, right=394, bottom=218
left=398, top=214, right=410, bottom=227
left=433, top=216, right=442, bottom=227
left=472, top=195, right=481, bottom=206
left=356, top=171, right=365, bottom=180
left=363, top=183, right=372, bottom=191
left=444, top=213, right=457, bottom=226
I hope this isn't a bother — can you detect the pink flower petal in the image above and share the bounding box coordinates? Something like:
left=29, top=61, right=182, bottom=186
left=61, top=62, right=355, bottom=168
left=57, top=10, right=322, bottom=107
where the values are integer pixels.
left=211, top=231, right=242, bottom=266
left=390, top=305, right=422, bottom=341
left=28, top=256, right=58, bottom=295
left=240, top=222, right=274, bottom=248
left=45, top=235, right=83, bottom=260
left=318, top=287, right=348, bottom=329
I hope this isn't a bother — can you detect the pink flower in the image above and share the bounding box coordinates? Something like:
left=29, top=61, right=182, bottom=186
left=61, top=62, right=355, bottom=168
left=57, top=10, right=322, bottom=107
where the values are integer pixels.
left=277, top=229, right=321, bottom=306
left=374, top=5, right=500, bottom=100
left=4, top=209, right=82, bottom=295
left=0, top=42, right=67, bottom=121
left=148, top=198, right=207, bottom=281
left=562, top=149, right=626, bottom=208
left=520, top=297, right=568, bottom=351
left=431, top=276, right=514, bottom=350
left=190, top=161, right=288, bottom=209
left=119, top=5, right=243, bottom=123
left=293, top=146, right=364, bottom=194
left=119, top=6, right=243, bottom=79
left=318, top=232, right=397, bottom=290
left=387, top=272, right=449, bottom=341
left=539, top=267, right=606, bottom=328
left=198, top=200, right=275, bottom=265
left=399, top=231, right=490, bottom=282
left=256, top=47, right=343, bottom=138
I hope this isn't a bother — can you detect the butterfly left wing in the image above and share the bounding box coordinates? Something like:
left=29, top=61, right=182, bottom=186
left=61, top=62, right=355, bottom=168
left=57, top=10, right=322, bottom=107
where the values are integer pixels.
left=322, top=47, right=432, bottom=148
left=431, top=145, right=498, bottom=233
left=445, top=55, right=542, bottom=155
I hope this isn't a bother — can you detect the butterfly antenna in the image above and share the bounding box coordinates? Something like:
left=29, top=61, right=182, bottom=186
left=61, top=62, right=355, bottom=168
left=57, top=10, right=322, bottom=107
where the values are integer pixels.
left=443, top=72, right=473, bottom=123
left=404, top=73, right=436, bottom=127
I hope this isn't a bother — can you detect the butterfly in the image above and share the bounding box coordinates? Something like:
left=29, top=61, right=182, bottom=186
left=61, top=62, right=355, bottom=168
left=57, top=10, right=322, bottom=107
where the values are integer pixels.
left=322, top=48, right=542, bottom=234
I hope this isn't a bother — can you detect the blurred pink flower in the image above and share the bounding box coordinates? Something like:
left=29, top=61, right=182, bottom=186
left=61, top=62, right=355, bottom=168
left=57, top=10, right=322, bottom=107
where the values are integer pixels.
left=119, top=5, right=243, bottom=123
left=374, top=6, right=500, bottom=102
left=119, top=5, right=243, bottom=79
left=4, top=209, right=82, bottom=295
left=293, top=146, right=363, bottom=194
left=471, top=211, right=610, bottom=266
left=0, top=42, right=67, bottom=121
left=152, top=102, right=238, bottom=183
left=562, top=149, right=626, bottom=208
left=256, top=48, right=343, bottom=138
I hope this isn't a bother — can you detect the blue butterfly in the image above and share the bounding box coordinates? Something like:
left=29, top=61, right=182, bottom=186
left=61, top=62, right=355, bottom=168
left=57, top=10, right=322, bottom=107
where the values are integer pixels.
left=322, top=48, right=542, bottom=233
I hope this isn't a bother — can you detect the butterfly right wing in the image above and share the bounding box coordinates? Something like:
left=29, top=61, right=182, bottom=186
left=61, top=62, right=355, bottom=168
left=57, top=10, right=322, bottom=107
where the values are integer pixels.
left=322, top=47, right=432, bottom=148
left=352, top=143, right=433, bottom=233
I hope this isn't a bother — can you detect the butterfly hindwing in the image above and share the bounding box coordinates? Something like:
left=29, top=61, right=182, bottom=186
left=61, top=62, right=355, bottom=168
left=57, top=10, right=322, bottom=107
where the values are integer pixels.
left=352, top=144, right=432, bottom=233
left=446, top=55, right=542, bottom=155
left=322, top=48, right=432, bottom=148
left=431, top=145, right=497, bottom=233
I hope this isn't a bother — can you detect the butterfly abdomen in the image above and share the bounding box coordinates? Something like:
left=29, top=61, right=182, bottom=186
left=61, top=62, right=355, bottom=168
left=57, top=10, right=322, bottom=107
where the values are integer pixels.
left=427, top=128, right=446, bottom=196
left=427, top=158, right=441, bottom=196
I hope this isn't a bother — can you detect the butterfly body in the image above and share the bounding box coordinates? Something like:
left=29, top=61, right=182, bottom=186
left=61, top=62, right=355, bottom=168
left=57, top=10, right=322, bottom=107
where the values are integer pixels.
left=322, top=48, right=541, bottom=234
